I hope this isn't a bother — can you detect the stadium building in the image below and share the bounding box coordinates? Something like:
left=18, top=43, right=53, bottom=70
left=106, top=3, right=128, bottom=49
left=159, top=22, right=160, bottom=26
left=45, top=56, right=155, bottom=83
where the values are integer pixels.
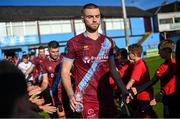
left=0, top=2, right=179, bottom=58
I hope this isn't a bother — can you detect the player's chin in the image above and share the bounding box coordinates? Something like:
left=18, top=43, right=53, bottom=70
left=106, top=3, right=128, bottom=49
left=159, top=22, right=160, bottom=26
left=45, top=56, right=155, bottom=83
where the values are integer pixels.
left=52, top=56, right=58, bottom=60
left=91, top=26, right=99, bottom=31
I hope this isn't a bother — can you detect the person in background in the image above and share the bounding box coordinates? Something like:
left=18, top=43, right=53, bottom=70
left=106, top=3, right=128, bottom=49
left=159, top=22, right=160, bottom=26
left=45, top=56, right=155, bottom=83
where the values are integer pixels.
left=175, top=39, right=180, bottom=117
left=4, top=51, right=17, bottom=64
left=26, top=46, right=59, bottom=117
left=33, top=46, right=47, bottom=84
left=149, top=39, right=176, bottom=118
left=0, top=60, right=40, bottom=118
left=108, top=48, right=133, bottom=117
left=109, top=48, right=133, bottom=90
left=40, top=40, right=65, bottom=118
left=34, top=46, right=46, bottom=64
left=18, top=54, right=34, bottom=81
left=27, top=81, right=57, bottom=115
left=126, top=43, right=156, bottom=118
left=29, top=49, right=36, bottom=63
left=61, top=3, right=118, bottom=118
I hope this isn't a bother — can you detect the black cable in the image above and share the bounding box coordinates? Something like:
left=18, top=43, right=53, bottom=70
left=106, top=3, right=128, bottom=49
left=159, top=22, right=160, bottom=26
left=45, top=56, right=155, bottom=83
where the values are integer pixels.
left=135, top=75, right=159, bottom=94
left=108, top=52, right=129, bottom=96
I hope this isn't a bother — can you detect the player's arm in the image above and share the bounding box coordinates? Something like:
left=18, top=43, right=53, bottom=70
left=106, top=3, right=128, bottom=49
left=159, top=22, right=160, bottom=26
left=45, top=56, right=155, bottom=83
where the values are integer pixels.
left=61, top=59, right=74, bottom=98
left=41, top=73, right=49, bottom=92
left=25, top=63, right=34, bottom=76
left=61, top=59, right=77, bottom=112
left=131, top=65, right=163, bottom=95
left=132, top=75, right=160, bottom=95
left=126, top=79, right=135, bottom=90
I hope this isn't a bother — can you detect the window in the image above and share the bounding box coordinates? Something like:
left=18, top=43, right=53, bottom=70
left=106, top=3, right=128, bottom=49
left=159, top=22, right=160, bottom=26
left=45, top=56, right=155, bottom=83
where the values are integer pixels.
left=24, top=21, right=37, bottom=35
left=12, top=22, right=24, bottom=36
left=39, top=20, right=71, bottom=35
left=159, top=18, right=173, bottom=24
left=104, top=18, right=128, bottom=30
left=175, top=17, right=180, bottom=23
left=0, top=23, right=7, bottom=37
left=75, top=20, right=86, bottom=35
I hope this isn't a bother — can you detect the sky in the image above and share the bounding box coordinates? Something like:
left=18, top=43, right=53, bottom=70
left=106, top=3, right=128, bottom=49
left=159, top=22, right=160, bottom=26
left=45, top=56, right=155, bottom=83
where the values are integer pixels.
left=0, top=0, right=179, bottom=10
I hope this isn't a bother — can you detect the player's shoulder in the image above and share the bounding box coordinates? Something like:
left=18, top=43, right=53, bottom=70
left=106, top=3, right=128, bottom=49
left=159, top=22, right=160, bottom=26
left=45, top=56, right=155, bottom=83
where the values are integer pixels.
left=39, top=57, right=49, bottom=65
left=68, top=33, right=83, bottom=43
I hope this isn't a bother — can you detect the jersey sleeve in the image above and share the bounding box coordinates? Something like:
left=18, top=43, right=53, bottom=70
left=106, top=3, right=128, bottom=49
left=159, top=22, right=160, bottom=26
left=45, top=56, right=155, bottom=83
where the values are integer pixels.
left=118, top=63, right=129, bottom=77
left=155, top=63, right=167, bottom=77
left=156, top=63, right=175, bottom=95
left=64, top=40, right=76, bottom=61
left=39, top=63, right=48, bottom=75
left=130, top=63, right=142, bottom=82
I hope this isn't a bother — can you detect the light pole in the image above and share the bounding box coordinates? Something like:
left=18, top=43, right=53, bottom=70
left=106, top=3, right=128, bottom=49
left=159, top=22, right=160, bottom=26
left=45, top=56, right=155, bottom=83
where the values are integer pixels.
left=121, top=0, right=129, bottom=47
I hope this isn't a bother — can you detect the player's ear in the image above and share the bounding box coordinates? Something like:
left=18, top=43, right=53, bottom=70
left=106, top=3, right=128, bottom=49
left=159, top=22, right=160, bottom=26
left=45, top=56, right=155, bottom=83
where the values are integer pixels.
left=81, top=16, right=85, bottom=23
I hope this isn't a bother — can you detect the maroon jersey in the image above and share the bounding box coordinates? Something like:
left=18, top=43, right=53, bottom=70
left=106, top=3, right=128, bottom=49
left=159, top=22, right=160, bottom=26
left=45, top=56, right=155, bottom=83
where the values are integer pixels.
left=40, top=57, right=62, bottom=101
left=156, top=58, right=176, bottom=95
left=64, top=33, right=115, bottom=117
left=130, top=59, right=153, bottom=101
left=34, top=56, right=45, bottom=65
left=32, top=56, right=47, bottom=83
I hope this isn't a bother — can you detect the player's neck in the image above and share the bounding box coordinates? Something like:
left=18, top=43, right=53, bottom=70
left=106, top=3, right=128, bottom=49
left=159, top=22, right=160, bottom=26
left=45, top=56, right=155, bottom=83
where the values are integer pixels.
left=84, top=31, right=100, bottom=40
left=49, top=56, right=58, bottom=62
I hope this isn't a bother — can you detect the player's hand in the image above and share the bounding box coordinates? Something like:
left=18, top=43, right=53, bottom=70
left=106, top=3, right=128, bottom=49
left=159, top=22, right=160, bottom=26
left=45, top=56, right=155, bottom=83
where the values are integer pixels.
left=39, top=103, right=57, bottom=114
left=126, top=93, right=133, bottom=104
left=69, top=95, right=78, bottom=112
left=28, top=85, right=41, bottom=96
left=150, top=99, right=157, bottom=106
left=29, top=95, right=44, bottom=106
left=130, top=87, right=137, bottom=95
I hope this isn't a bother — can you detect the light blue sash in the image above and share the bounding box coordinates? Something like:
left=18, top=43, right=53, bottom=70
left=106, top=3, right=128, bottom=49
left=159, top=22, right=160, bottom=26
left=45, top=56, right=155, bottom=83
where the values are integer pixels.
left=78, top=38, right=112, bottom=92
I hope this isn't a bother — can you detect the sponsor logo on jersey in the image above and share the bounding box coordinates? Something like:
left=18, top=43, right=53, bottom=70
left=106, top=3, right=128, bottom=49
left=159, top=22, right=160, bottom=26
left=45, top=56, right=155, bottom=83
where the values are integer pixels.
left=83, top=45, right=89, bottom=50
left=83, top=55, right=108, bottom=64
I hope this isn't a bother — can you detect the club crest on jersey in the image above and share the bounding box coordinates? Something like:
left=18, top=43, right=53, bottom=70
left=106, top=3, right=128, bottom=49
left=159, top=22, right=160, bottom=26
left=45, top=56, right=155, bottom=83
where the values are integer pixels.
left=83, top=56, right=91, bottom=64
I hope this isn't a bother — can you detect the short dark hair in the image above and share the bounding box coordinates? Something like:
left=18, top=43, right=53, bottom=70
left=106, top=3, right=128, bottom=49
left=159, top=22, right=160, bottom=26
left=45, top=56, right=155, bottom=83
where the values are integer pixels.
left=81, top=3, right=99, bottom=15
left=158, top=39, right=175, bottom=52
left=22, top=54, right=29, bottom=59
left=117, top=48, right=128, bottom=60
left=48, top=41, right=59, bottom=49
left=4, top=51, right=15, bottom=57
left=38, top=45, right=44, bottom=50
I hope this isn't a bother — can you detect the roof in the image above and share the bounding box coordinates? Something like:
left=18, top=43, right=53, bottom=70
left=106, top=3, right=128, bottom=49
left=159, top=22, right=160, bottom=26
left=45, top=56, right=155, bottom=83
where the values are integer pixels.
left=147, top=1, right=180, bottom=15
left=0, top=6, right=152, bottom=22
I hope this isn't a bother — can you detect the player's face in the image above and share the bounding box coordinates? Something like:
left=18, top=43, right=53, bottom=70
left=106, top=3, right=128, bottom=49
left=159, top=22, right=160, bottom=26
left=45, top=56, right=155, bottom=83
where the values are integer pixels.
left=158, top=49, right=169, bottom=59
left=128, top=52, right=135, bottom=60
left=22, top=58, right=28, bottom=63
left=38, top=49, right=46, bottom=58
left=49, top=48, right=59, bottom=60
left=82, top=8, right=101, bottom=32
